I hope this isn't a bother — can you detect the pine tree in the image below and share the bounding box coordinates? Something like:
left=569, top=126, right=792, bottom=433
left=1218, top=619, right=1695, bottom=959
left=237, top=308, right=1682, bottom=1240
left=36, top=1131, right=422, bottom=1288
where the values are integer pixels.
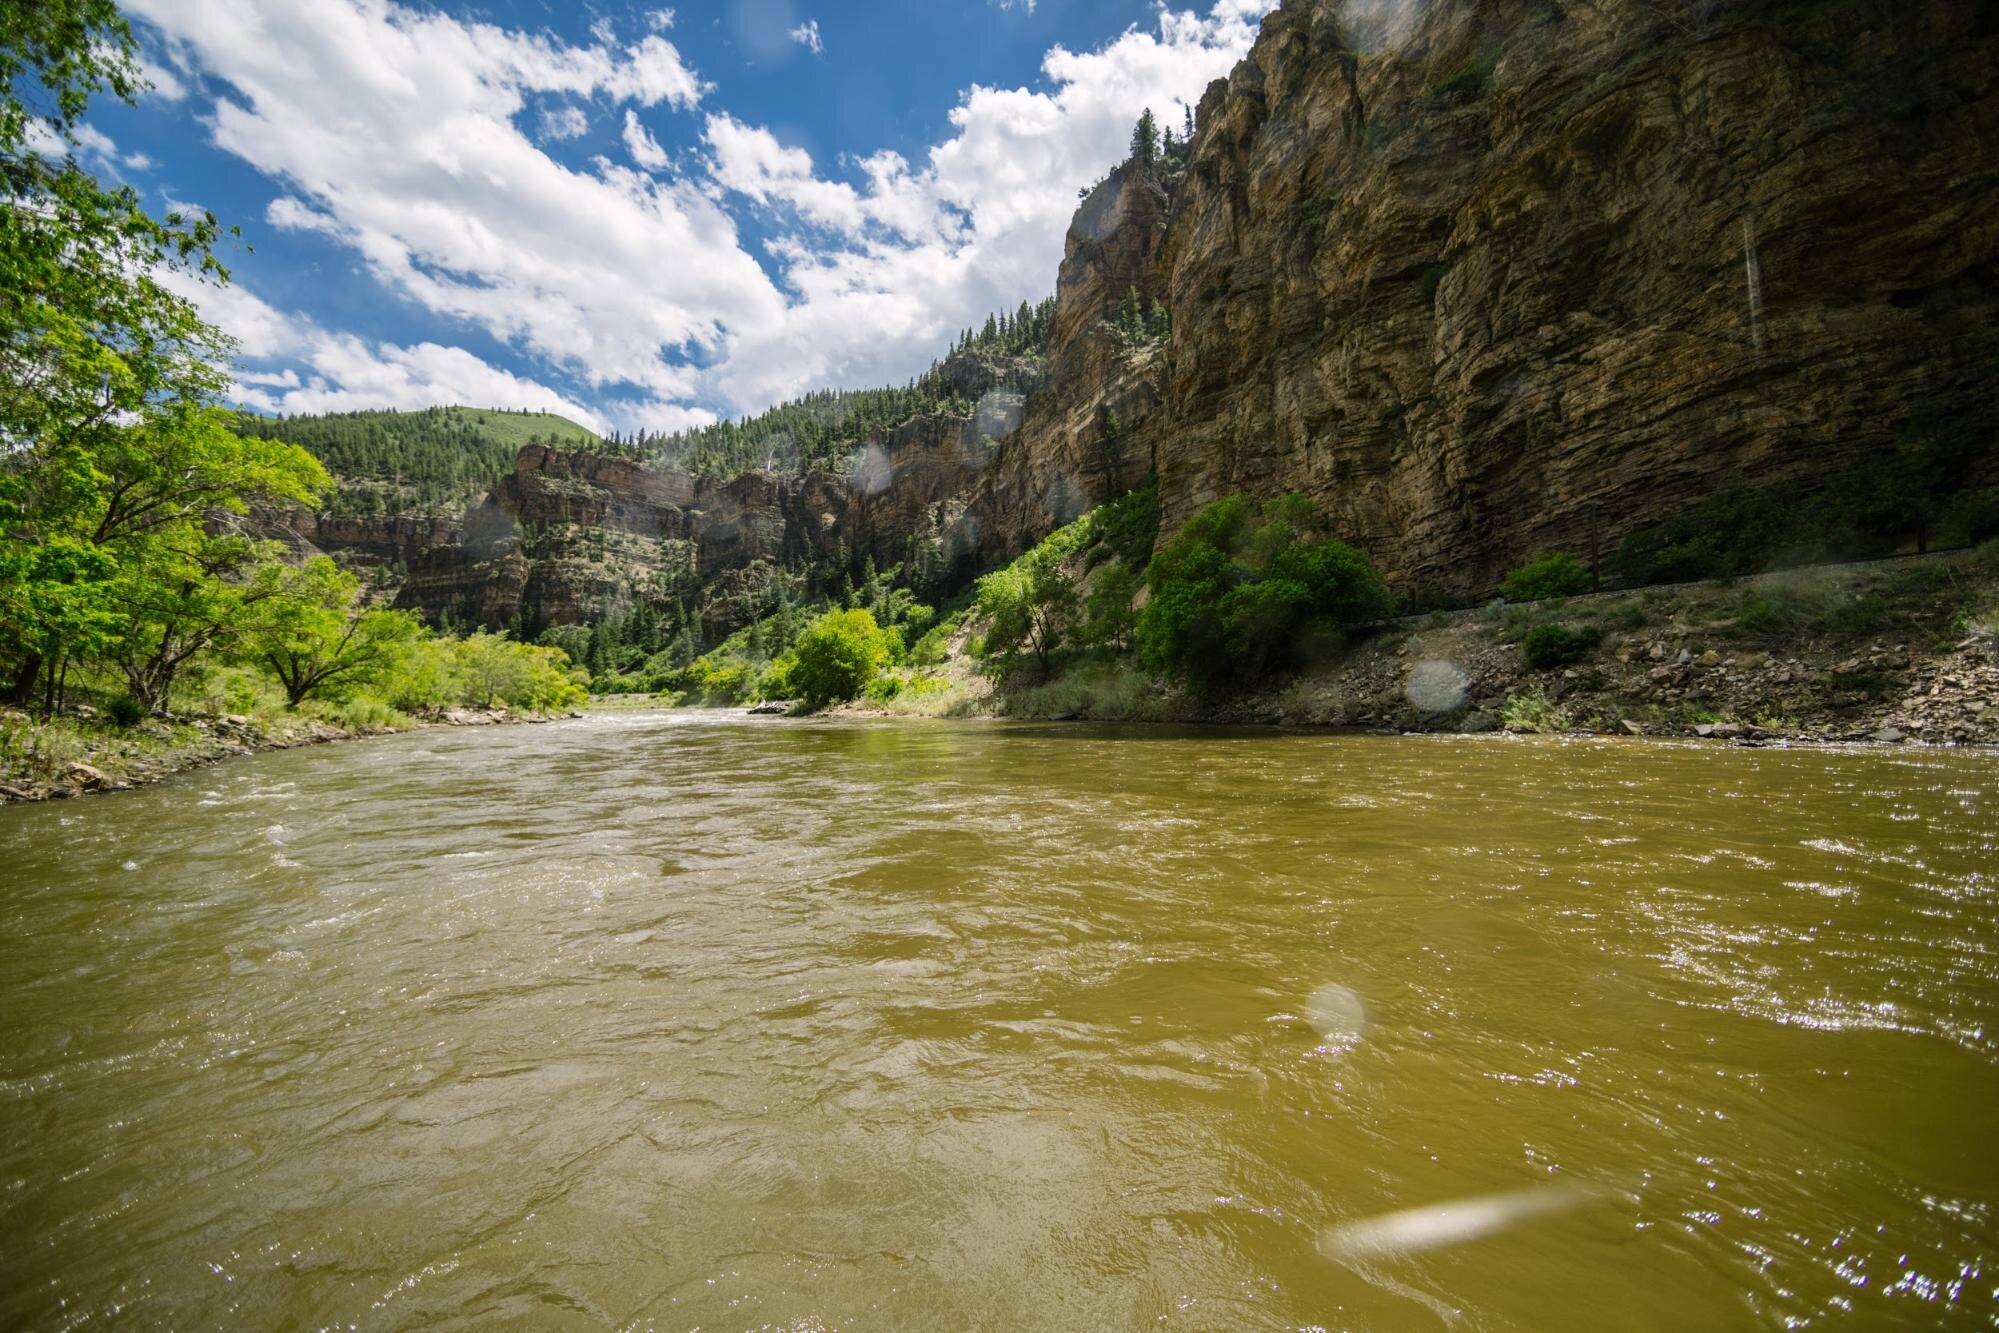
left=1130, top=108, right=1158, bottom=165
left=1183, top=104, right=1195, bottom=143
left=1119, top=285, right=1142, bottom=340
left=1090, top=404, right=1123, bottom=491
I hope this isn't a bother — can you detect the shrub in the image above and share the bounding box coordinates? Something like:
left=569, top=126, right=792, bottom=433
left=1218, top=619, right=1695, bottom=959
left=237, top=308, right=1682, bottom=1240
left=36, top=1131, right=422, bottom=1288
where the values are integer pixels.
left=906, top=610, right=964, bottom=667
left=787, top=608, right=891, bottom=707
left=1085, top=481, right=1160, bottom=569
left=1499, top=552, right=1594, bottom=602
left=1136, top=493, right=1392, bottom=692
left=1731, top=578, right=1891, bottom=640
left=1522, top=623, right=1601, bottom=669
left=1500, top=689, right=1571, bottom=733
left=1938, top=491, right=1999, bottom=550
left=1614, top=437, right=1982, bottom=586
left=106, top=694, right=145, bottom=727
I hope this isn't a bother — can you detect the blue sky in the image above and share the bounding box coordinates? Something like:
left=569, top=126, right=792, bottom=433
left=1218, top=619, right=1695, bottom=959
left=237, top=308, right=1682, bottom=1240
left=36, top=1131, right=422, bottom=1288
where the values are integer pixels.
left=68, top=0, right=1275, bottom=434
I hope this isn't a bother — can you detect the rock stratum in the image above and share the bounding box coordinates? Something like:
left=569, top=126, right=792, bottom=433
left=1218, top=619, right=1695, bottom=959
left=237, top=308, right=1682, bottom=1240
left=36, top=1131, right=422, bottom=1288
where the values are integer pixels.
left=305, top=0, right=1996, bottom=630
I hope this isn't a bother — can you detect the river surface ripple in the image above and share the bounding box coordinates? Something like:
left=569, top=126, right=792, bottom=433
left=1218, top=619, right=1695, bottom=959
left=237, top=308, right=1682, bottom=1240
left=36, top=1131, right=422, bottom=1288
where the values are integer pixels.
left=0, top=712, right=1995, bottom=1329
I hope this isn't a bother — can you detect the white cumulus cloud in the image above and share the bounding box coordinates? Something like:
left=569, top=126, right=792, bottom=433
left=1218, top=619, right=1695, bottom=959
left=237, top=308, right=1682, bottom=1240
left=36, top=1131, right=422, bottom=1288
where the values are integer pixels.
left=157, top=268, right=615, bottom=430
left=789, top=19, right=823, bottom=55
left=124, top=0, right=1273, bottom=427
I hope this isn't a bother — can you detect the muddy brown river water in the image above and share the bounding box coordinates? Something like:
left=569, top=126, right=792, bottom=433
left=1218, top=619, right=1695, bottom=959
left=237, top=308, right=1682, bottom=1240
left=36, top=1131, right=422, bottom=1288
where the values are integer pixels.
left=1, top=711, right=1994, bottom=1328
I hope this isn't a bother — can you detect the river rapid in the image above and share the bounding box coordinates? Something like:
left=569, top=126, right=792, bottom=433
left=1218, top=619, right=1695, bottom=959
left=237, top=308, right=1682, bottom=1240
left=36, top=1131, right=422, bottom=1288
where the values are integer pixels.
left=0, top=711, right=1994, bottom=1329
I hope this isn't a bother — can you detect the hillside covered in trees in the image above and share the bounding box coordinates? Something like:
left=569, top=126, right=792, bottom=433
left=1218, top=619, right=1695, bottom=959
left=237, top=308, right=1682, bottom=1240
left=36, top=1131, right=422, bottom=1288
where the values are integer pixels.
left=232, top=406, right=599, bottom=515
left=646, top=297, right=1058, bottom=477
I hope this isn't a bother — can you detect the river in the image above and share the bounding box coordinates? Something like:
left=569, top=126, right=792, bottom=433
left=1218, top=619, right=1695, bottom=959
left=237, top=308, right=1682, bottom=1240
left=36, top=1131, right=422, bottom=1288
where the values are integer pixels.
left=0, top=712, right=1994, bottom=1328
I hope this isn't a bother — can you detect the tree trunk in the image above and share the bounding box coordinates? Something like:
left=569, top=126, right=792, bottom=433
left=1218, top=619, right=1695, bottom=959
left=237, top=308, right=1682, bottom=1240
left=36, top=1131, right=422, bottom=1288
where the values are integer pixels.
left=4, top=651, right=42, bottom=706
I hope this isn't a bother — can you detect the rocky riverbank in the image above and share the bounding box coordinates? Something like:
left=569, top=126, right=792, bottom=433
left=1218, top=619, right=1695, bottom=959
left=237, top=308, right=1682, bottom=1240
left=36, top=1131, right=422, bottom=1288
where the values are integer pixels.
left=833, top=550, right=1999, bottom=746
left=0, top=704, right=565, bottom=805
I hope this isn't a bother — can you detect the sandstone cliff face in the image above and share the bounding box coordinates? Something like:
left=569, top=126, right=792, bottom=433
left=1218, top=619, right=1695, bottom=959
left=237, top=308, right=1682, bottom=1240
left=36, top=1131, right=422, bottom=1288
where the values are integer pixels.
left=1151, top=0, right=1999, bottom=597
left=355, top=0, right=1997, bottom=629
left=237, top=505, right=464, bottom=569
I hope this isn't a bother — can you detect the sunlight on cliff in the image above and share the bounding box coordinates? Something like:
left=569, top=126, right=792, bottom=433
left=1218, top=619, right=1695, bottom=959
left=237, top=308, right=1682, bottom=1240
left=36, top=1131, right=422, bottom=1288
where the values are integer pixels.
left=1339, top=0, right=1425, bottom=54
left=974, top=389, right=1023, bottom=441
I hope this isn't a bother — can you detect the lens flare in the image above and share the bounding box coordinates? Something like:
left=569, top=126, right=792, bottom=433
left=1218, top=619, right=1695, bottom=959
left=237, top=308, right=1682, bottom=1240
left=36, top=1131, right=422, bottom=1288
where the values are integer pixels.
left=1306, top=982, right=1367, bottom=1049
left=1320, top=1186, right=1588, bottom=1262
left=1404, top=659, right=1469, bottom=714
left=850, top=443, right=894, bottom=496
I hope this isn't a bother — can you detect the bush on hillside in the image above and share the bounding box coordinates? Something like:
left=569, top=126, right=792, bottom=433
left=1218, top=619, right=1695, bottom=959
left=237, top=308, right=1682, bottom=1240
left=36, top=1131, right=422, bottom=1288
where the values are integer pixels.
left=976, top=518, right=1090, bottom=675
left=785, top=608, right=891, bottom=707
left=1500, top=552, right=1594, bottom=602
left=1521, top=623, right=1601, bottom=670
left=1084, top=482, right=1160, bottom=569
left=1135, top=492, right=1394, bottom=692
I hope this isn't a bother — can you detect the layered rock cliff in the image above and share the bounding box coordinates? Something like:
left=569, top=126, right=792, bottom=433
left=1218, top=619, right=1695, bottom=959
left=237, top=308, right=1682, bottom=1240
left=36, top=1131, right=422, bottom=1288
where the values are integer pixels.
left=1147, top=0, right=1999, bottom=598
left=349, top=0, right=1996, bottom=631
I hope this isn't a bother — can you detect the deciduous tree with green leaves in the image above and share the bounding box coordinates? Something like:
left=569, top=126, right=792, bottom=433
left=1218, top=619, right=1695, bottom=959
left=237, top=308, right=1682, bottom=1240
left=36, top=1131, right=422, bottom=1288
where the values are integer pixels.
left=247, top=558, right=423, bottom=709
left=0, top=0, right=327, bottom=709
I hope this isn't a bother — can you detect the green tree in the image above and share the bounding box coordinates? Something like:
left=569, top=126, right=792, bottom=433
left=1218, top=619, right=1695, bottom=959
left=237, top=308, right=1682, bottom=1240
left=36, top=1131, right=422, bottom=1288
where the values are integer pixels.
left=977, top=533, right=1080, bottom=675
left=1083, top=562, right=1141, bottom=652
left=107, top=532, right=279, bottom=713
left=1089, top=405, right=1123, bottom=492
left=785, top=608, right=890, bottom=707
left=0, top=1, right=326, bottom=708
left=1118, top=286, right=1143, bottom=340
left=1130, top=108, right=1159, bottom=165
left=248, top=557, right=422, bottom=708
left=455, top=633, right=585, bottom=711
left=1136, top=493, right=1393, bottom=691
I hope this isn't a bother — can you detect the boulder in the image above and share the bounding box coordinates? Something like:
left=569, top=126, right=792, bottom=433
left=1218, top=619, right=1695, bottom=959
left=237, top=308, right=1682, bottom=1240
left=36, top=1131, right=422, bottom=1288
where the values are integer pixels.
left=65, top=763, right=109, bottom=791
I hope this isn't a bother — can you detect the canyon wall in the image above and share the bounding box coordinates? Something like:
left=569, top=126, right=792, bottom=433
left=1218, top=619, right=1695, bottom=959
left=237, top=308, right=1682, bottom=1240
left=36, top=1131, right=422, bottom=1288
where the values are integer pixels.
left=1148, top=0, right=1999, bottom=598
left=324, top=0, right=1996, bottom=629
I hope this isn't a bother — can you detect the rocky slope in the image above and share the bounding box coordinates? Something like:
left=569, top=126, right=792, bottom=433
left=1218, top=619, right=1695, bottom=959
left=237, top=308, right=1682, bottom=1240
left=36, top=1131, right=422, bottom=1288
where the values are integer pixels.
left=316, top=0, right=1997, bottom=635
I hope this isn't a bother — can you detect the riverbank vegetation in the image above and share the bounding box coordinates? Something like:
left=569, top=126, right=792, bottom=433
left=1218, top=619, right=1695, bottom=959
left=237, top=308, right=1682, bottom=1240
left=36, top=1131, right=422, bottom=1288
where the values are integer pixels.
left=0, top=4, right=584, bottom=799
